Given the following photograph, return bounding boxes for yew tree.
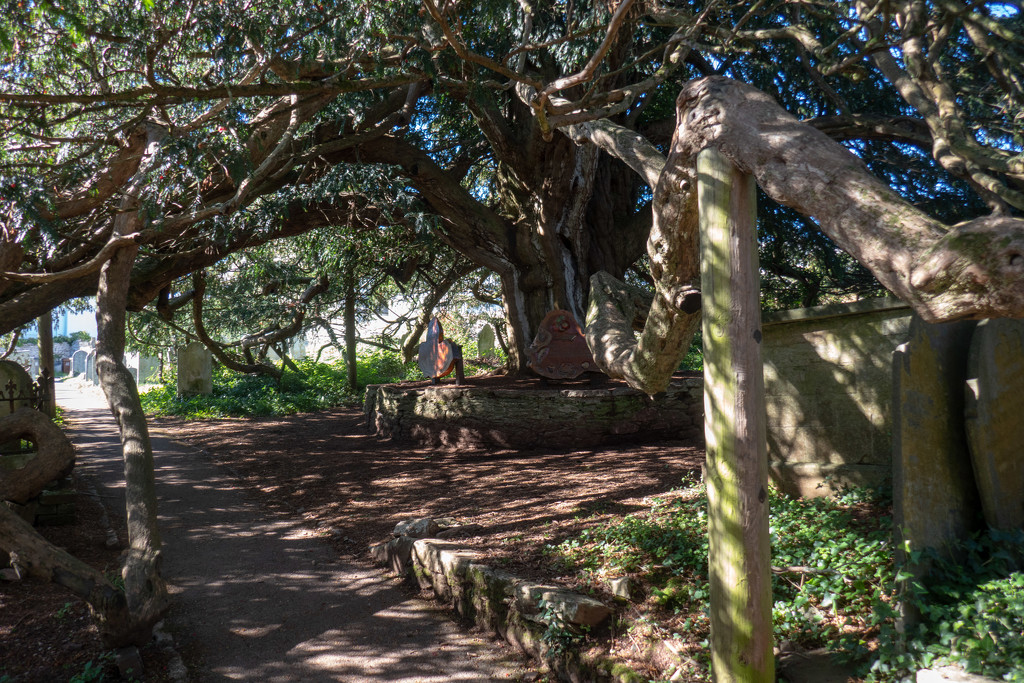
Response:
[2,0,1024,659]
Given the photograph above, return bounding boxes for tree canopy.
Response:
[2,0,1021,366]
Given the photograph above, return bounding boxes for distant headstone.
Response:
[71,349,88,375]
[526,309,595,380]
[965,318,1024,531]
[138,356,160,384]
[177,342,213,396]
[85,351,97,384]
[417,318,464,384]
[477,324,496,358]
[290,336,306,361]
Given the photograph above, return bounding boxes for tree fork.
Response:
[698,147,773,682]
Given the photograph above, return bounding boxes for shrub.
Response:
[140,359,357,419]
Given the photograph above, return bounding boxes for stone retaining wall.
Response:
[366,299,909,494]
[364,377,704,450]
[762,298,911,496]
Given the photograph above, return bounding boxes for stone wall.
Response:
[761,298,911,496]
[365,377,704,450]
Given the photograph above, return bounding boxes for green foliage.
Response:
[53,331,91,344]
[69,654,113,683]
[355,349,417,386]
[140,359,357,419]
[871,529,1024,681]
[552,483,1024,680]
[54,601,74,622]
[549,483,895,679]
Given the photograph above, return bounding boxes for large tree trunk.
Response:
[343,264,358,389]
[94,123,170,645]
[492,135,650,373]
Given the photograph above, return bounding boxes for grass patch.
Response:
[140,359,358,419]
[140,349,497,419]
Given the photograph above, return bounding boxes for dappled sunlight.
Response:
[58,384,531,681]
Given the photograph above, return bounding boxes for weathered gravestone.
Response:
[71,349,88,375]
[893,318,983,627]
[177,341,213,396]
[477,324,496,358]
[85,351,97,384]
[893,318,981,562]
[965,318,1024,531]
[417,318,464,384]
[525,309,596,380]
[137,355,160,384]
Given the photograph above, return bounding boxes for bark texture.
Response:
[94,123,170,645]
[586,76,1024,394]
[0,502,133,644]
[675,77,1024,322]
[0,411,132,644]
[36,312,55,417]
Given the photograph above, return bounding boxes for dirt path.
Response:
[58,383,534,682]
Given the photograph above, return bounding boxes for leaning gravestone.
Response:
[477,324,496,358]
[965,318,1024,531]
[0,360,35,454]
[177,341,213,396]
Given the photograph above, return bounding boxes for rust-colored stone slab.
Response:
[418,318,456,379]
[526,309,596,379]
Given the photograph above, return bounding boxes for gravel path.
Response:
[58,383,533,682]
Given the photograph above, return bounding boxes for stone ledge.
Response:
[370,532,646,682]
[364,377,703,450]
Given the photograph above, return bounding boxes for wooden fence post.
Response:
[698,147,773,682]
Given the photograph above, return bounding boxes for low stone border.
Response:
[371,520,647,682]
[364,378,703,450]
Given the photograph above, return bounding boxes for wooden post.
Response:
[698,147,773,682]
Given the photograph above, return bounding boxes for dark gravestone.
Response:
[526,310,596,380]
[893,317,981,627]
[893,318,981,560]
[965,318,1024,531]
[417,318,464,384]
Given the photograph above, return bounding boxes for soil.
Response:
[2,375,704,682]
[0,478,175,683]
[148,382,707,679]
[153,410,703,581]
